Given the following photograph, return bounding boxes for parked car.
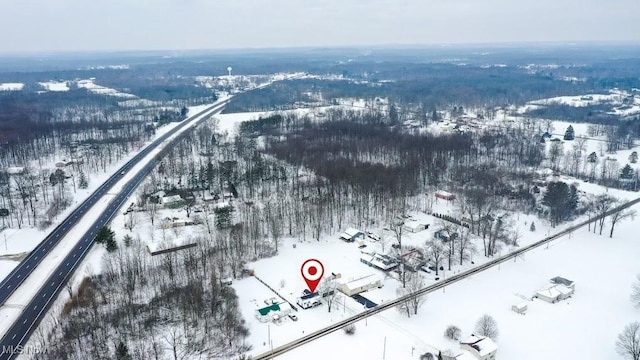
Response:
[420,266,432,274]
[366,232,381,241]
[288,314,298,321]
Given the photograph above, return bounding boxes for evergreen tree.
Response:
[389,104,399,123]
[530,222,536,232]
[563,125,575,140]
[587,151,598,163]
[620,164,635,179]
[123,234,133,247]
[95,226,117,252]
[214,204,235,229]
[630,151,638,164]
[115,341,131,360]
[543,182,578,226]
[78,171,89,189]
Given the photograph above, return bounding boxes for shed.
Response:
[435,190,456,201]
[339,228,364,242]
[255,302,292,323]
[511,302,528,314]
[337,274,382,297]
[403,220,428,233]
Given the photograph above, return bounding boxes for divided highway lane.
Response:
[0,101,229,359]
[253,196,640,360]
[0,99,228,306]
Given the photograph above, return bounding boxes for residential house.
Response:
[360,252,398,271]
[296,292,322,309]
[397,249,427,272]
[460,334,498,360]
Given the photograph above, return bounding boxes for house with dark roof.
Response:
[460,334,498,360]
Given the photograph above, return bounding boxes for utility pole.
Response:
[382,336,387,359]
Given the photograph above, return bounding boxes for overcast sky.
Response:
[1,0,639,53]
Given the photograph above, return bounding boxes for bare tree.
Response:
[396,272,426,317]
[146,201,159,226]
[632,274,640,309]
[318,276,338,313]
[456,226,474,266]
[425,239,445,276]
[616,322,640,360]
[125,211,138,232]
[609,206,637,238]
[444,325,462,340]
[475,314,499,340]
[594,194,616,235]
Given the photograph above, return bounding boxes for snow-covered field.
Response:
[525,89,640,118]
[77,78,137,98]
[0,83,24,91]
[38,81,69,92]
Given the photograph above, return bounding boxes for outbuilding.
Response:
[337,274,383,297]
[511,302,528,315]
[435,190,456,201]
[339,228,365,242]
[255,302,292,323]
[403,220,428,233]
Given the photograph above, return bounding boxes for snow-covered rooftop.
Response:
[461,334,497,357]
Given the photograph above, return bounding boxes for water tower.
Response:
[227,66,232,76]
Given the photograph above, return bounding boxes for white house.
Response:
[337,274,383,297]
[535,285,562,303]
[535,284,574,303]
[296,292,322,309]
[460,334,498,360]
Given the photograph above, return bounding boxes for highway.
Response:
[252,196,640,360]
[0,98,231,359]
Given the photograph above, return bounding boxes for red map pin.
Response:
[301,259,324,293]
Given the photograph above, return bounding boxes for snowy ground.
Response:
[77,78,137,98]
[0,83,24,91]
[38,81,69,92]
[236,200,640,360]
